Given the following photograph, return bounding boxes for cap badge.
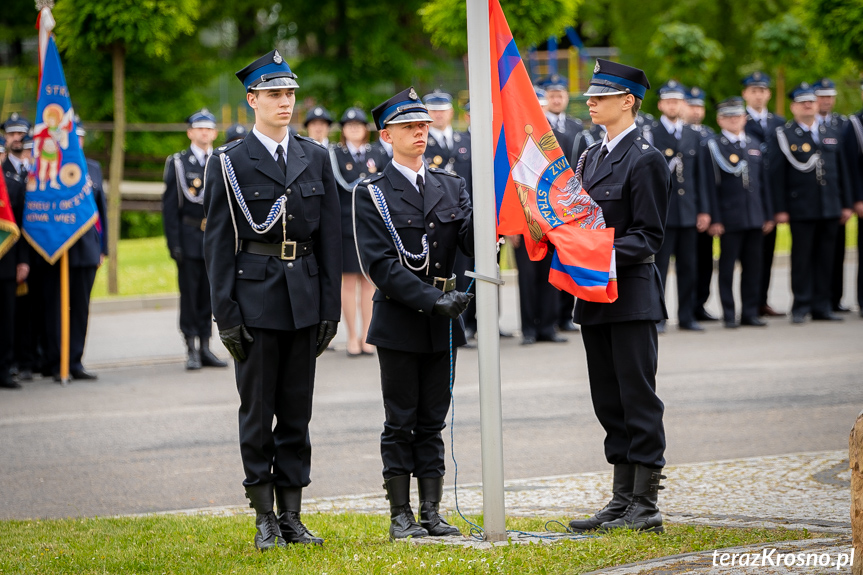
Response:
[801,82,809,89]
[594,61,601,74]
[201,108,209,115]
[315,107,322,114]
[669,80,677,87]
[348,110,356,119]
[754,72,762,80]
[273,50,283,64]
[409,88,418,100]
[11,113,18,120]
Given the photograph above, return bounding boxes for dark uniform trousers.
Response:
[746,114,786,309]
[1,159,27,378]
[843,113,863,308]
[652,124,705,326]
[514,240,558,339]
[767,121,851,317]
[575,128,670,469]
[354,162,473,480]
[41,158,109,373]
[163,148,214,340]
[700,134,772,323]
[203,132,342,488]
[693,125,717,312]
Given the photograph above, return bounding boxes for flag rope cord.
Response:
[446,276,595,542]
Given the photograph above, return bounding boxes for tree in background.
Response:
[54,0,198,294]
[801,0,863,71]
[419,0,582,56]
[648,22,724,88]
[752,14,808,115]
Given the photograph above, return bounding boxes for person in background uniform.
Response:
[354,87,473,540]
[842,80,863,317]
[568,59,670,534]
[701,97,773,328]
[541,73,583,333]
[423,90,465,175]
[4,114,41,384]
[684,87,720,322]
[651,80,710,333]
[329,107,387,356]
[224,123,248,145]
[303,106,332,148]
[1,116,29,389]
[742,72,786,317]
[813,79,851,313]
[204,50,340,549]
[37,119,109,381]
[768,83,853,324]
[162,109,227,371]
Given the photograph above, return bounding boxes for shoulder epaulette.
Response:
[429,167,460,178]
[294,134,317,145]
[357,172,386,186]
[215,139,243,154]
[632,136,654,153]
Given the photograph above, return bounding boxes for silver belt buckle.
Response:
[280,241,297,260]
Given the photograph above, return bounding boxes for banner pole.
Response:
[60,251,70,386]
[466,0,507,542]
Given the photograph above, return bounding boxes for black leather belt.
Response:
[183,216,206,231]
[422,274,456,292]
[641,255,655,264]
[240,239,313,261]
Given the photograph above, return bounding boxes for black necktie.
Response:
[275,144,286,174]
[587,145,608,181]
[416,173,425,195]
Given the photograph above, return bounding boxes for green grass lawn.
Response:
[0,513,817,575]
[92,237,177,299]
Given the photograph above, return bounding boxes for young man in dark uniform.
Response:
[568,59,670,534]
[162,109,227,370]
[742,72,786,317]
[203,50,341,550]
[700,97,773,328]
[767,83,853,324]
[842,80,863,317]
[353,87,473,540]
[650,80,710,333]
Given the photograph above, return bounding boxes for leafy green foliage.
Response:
[648,22,724,87]
[53,0,199,59]
[753,14,807,67]
[801,0,863,68]
[419,0,583,56]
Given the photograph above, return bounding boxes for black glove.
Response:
[170,247,183,264]
[219,324,254,362]
[433,291,474,319]
[315,320,338,357]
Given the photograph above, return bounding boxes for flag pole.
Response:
[466,0,507,542]
[60,251,70,385]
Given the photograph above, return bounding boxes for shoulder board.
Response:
[428,167,460,178]
[586,141,602,151]
[215,139,243,154]
[840,114,848,121]
[356,172,386,187]
[294,134,317,145]
[632,136,654,153]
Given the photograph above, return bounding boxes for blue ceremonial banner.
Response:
[23,35,97,264]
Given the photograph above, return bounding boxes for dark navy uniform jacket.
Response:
[699,133,772,232]
[162,148,208,260]
[650,122,707,228]
[745,112,785,145]
[353,162,473,353]
[767,121,852,221]
[424,130,469,174]
[842,111,863,204]
[574,128,671,326]
[203,132,341,332]
[331,142,389,237]
[67,159,108,268]
[0,158,28,279]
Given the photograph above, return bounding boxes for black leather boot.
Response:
[199,338,228,368]
[185,336,201,370]
[384,475,428,540]
[599,465,665,533]
[245,484,286,550]
[418,477,460,536]
[275,486,323,545]
[569,463,634,532]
